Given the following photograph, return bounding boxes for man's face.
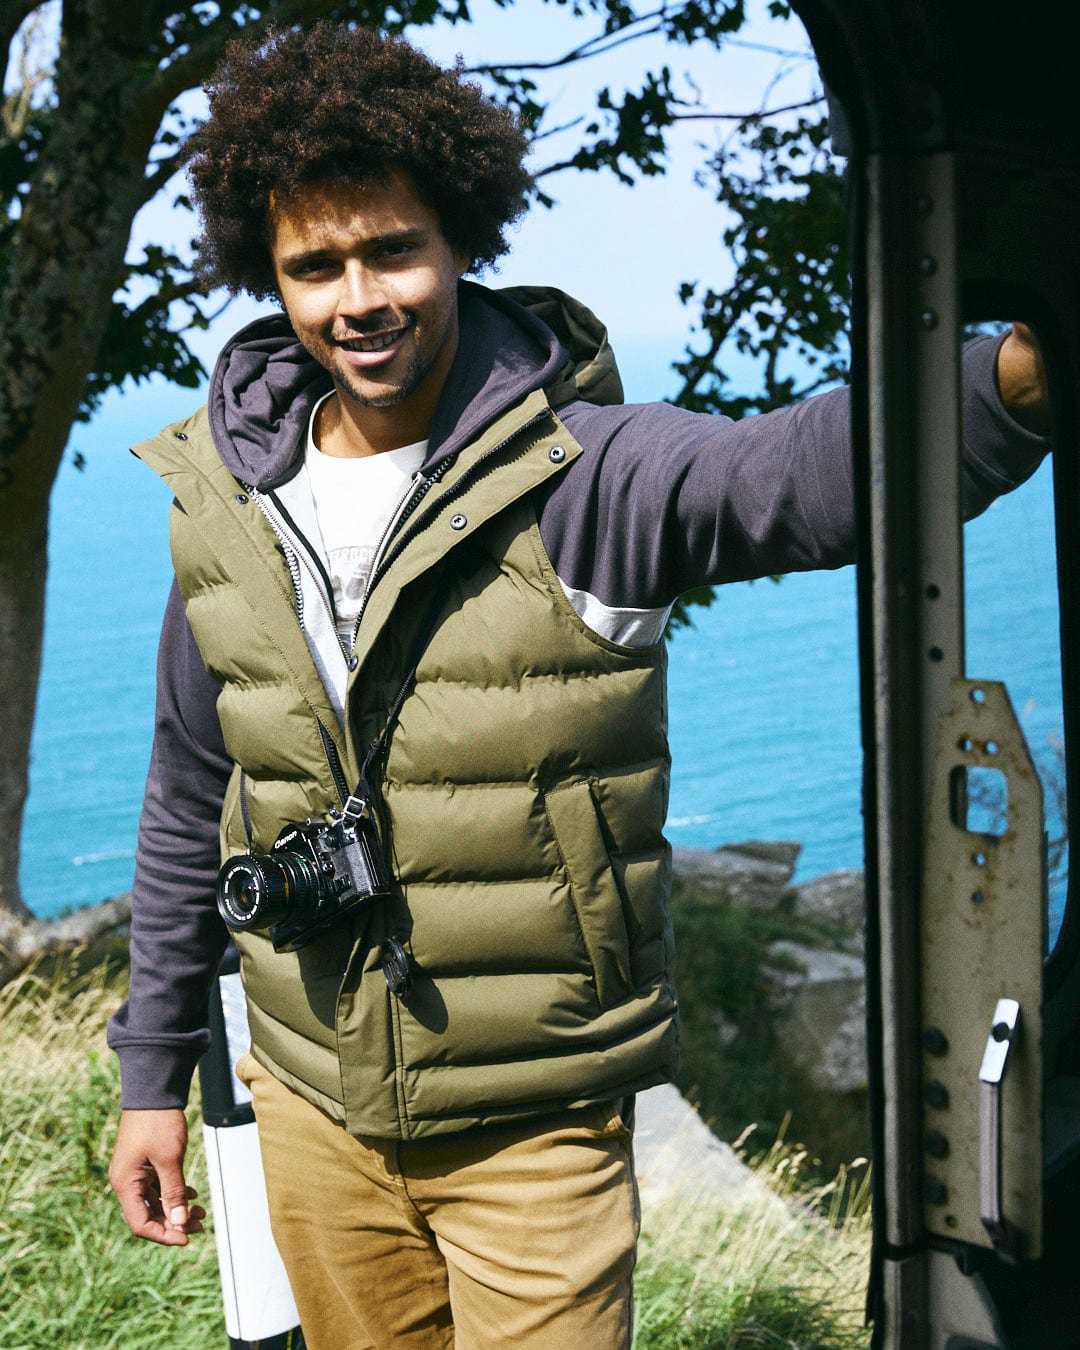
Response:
[271,171,467,444]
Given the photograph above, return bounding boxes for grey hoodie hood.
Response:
[207,280,624,489]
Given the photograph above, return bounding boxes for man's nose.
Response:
[337,262,387,320]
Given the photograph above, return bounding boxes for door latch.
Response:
[978,997,1023,1260]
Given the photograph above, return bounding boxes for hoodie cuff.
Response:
[962,332,1050,492]
[110,1038,207,1112]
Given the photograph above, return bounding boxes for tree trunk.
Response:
[0,530,46,920]
[0,1,316,921]
[0,22,165,918]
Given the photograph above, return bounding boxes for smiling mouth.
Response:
[337,323,410,354]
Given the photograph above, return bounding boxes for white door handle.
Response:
[978,997,1023,1260]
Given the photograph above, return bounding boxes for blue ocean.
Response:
[24,369,1063,935]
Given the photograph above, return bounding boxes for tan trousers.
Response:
[237,1054,639,1350]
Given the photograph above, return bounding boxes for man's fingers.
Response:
[112,1170,190,1245]
[184,1203,207,1235]
[109,1108,199,1246]
[146,1159,197,1241]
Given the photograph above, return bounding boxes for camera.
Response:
[216,808,392,952]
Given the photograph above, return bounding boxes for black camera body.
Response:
[216,809,392,953]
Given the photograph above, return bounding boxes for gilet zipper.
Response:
[244,484,353,800]
[349,465,439,650]
[246,484,349,658]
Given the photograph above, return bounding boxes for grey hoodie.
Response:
[107,281,1045,1109]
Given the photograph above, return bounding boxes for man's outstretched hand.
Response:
[109,1108,206,1246]
[997,322,1050,434]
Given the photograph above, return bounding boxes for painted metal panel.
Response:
[919,679,1044,1257]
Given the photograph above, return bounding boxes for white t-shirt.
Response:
[304,394,426,647]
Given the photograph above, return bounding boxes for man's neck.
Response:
[315,363,450,459]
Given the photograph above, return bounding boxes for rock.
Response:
[671,842,799,911]
[764,940,867,1094]
[669,844,871,1145]
[724,841,802,874]
[788,869,865,948]
[633,1083,789,1217]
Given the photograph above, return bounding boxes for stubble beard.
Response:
[334,341,426,410]
[327,307,447,412]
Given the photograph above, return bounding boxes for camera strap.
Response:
[341,576,453,828]
[234,579,452,851]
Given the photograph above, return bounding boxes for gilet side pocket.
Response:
[544,779,632,1008]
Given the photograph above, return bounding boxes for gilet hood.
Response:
[207,280,624,490]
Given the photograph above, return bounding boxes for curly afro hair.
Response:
[186,23,533,299]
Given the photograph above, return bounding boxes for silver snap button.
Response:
[234,493,248,505]
[450,514,467,530]
[175,431,188,441]
[347,654,359,671]
[549,445,566,463]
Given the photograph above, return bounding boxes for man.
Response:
[107,21,1048,1349]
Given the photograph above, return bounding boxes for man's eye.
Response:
[292,259,334,278]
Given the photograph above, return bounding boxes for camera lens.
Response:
[222,867,264,919]
[215,849,321,930]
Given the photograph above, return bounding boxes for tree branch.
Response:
[0,0,40,77]
[0,890,131,986]
[533,92,824,179]
[670,95,823,123]
[134,2,356,164]
[466,5,669,77]
[138,0,390,127]
[724,35,813,59]
[1,0,52,142]
[138,143,188,207]
[532,113,587,143]
[466,2,797,83]
[127,272,205,316]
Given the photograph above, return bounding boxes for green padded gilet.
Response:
[137,387,679,1139]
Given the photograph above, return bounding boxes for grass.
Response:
[0,950,872,1349]
[0,958,224,1349]
[633,1135,872,1349]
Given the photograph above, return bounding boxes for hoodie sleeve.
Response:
[540,332,1048,631]
[106,580,233,1109]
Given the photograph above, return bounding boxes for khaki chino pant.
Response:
[237,1054,639,1349]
